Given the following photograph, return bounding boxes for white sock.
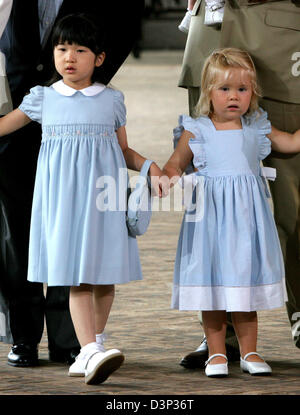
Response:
[96,332,107,351]
[96,332,106,344]
[80,341,99,357]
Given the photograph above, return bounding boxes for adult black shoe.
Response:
[179,337,240,369]
[7,344,39,367]
[49,347,80,365]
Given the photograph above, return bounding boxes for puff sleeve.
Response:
[248,109,272,160]
[18,86,44,124]
[113,89,126,130]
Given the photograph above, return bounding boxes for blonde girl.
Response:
[163,48,300,377]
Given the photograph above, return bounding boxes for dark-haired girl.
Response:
[0,13,162,384]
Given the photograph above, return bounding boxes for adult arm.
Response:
[268,126,300,153]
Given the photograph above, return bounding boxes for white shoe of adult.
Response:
[204,1,225,26]
[178,11,192,33]
[240,352,272,376]
[85,349,124,385]
[205,353,228,377]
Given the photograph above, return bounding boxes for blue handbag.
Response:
[127,159,153,237]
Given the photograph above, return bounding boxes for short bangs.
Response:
[52,14,105,55]
[194,48,261,118]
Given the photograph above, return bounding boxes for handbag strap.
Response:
[139,159,153,179]
[127,160,153,218]
[135,159,153,194]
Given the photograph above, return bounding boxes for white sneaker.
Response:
[68,333,108,377]
[204,1,224,26]
[85,349,124,385]
[68,343,104,377]
[178,11,192,33]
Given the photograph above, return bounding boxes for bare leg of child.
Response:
[69,284,96,346]
[93,284,115,335]
[202,310,227,363]
[231,311,264,362]
[69,284,123,383]
[69,284,115,346]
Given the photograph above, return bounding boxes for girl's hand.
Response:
[149,163,174,198]
[159,174,173,198]
[148,162,165,198]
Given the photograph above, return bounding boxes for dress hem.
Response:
[171,279,287,312]
[27,275,143,286]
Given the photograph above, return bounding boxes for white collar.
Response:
[51,80,106,96]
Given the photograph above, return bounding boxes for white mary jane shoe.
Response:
[205,353,228,378]
[85,349,124,385]
[240,352,272,376]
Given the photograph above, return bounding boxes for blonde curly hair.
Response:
[194,48,261,118]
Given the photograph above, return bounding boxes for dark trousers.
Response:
[7,283,78,350]
[0,123,79,349]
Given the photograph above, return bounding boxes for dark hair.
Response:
[49,13,106,84]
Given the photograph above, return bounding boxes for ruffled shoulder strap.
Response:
[245,108,272,161]
[182,114,205,137]
[173,114,207,174]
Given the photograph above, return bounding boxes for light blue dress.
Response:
[172,111,287,312]
[19,82,142,286]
